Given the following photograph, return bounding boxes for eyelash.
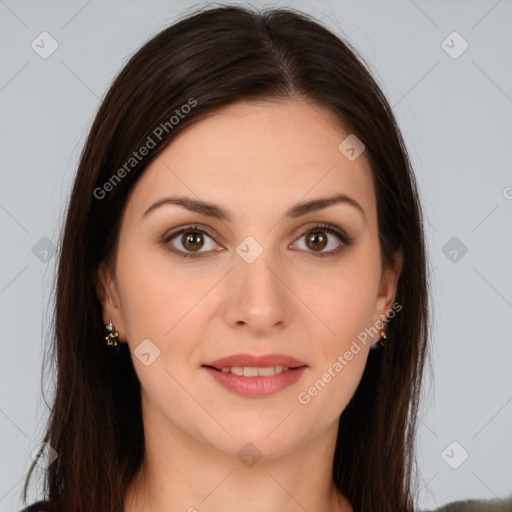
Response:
[161,223,352,259]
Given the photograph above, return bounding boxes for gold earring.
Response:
[378,318,388,347]
[105,319,119,347]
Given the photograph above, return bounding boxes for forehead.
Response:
[125,98,376,224]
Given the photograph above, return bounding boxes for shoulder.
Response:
[18,501,53,512]
[426,496,512,511]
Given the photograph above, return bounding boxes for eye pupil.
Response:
[183,231,203,251]
[168,225,344,258]
[306,231,327,251]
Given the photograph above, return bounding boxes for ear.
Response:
[95,260,127,342]
[372,247,403,338]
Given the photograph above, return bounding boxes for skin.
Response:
[96,97,403,512]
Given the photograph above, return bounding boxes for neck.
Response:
[123,400,352,512]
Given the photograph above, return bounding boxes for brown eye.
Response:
[164,225,219,258]
[181,231,204,252]
[305,231,328,252]
[292,223,352,257]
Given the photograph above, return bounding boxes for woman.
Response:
[19,4,431,511]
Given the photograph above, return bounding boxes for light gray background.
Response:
[1,0,511,510]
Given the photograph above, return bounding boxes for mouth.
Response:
[201,354,308,398]
[202,353,307,371]
[202,364,305,377]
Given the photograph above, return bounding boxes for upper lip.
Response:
[203,353,307,369]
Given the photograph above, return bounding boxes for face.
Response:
[97,98,402,461]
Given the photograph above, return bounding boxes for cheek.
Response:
[291,256,380,414]
[295,259,381,345]
[297,325,371,419]
[115,248,205,396]
[328,349,369,415]
[116,240,213,341]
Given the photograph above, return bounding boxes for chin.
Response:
[199,423,304,463]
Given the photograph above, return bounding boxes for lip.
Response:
[202,366,307,398]
[203,353,307,369]
[201,353,308,398]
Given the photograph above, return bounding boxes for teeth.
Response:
[219,365,290,376]
[243,367,259,377]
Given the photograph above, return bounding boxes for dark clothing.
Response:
[19,502,52,512]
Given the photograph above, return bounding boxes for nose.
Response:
[221,248,290,336]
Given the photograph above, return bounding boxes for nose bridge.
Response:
[223,236,289,332]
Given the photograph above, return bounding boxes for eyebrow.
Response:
[141,193,365,222]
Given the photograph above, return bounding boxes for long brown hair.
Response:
[22,4,430,511]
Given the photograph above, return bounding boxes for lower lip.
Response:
[202,366,307,398]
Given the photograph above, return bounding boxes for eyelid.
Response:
[291,222,352,256]
[161,222,352,258]
[161,223,219,259]
[293,221,350,241]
